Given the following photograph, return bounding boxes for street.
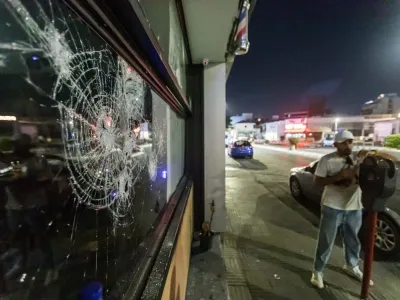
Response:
[223,146,400,300]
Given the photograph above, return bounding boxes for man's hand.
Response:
[337,168,355,181]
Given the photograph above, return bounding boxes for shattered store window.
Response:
[0,0,168,298]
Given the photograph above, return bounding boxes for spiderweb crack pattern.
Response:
[2,0,166,227]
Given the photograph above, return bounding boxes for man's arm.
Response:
[313,156,341,186]
[314,157,353,186]
[314,174,342,186]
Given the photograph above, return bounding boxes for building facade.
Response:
[362,93,400,115]
[230,121,260,139]
[261,115,397,143]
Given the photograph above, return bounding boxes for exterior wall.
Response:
[203,63,226,233]
[374,121,394,142]
[262,120,285,141]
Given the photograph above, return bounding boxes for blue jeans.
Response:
[314,205,362,272]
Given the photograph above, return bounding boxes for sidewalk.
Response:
[223,158,400,300]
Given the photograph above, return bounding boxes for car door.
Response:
[307,162,324,203]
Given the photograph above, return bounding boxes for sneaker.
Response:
[343,265,374,286]
[311,271,324,289]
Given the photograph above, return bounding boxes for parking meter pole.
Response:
[360,212,378,300]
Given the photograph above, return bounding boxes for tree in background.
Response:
[384,134,400,149]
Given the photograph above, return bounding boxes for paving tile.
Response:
[228,286,252,300]
[226,272,247,286]
[224,257,244,274]
[222,237,238,249]
[244,270,272,289]
[222,246,241,258]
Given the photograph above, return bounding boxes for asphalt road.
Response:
[225,145,400,298]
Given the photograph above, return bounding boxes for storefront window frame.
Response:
[63,1,192,298]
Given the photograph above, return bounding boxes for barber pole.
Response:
[235,0,251,55]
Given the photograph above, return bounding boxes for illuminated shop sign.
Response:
[284,123,306,133]
[0,116,16,121]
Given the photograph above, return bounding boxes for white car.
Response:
[322,133,335,147]
[322,139,334,147]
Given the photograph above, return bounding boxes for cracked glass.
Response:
[0,0,174,298]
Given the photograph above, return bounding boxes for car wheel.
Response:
[249,156,253,159]
[290,177,304,201]
[373,214,400,259]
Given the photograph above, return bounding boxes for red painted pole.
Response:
[360,212,378,300]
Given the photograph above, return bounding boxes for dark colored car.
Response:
[228,140,253,159]
[289,160,400,260]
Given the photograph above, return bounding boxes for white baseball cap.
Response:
[334,130,354,143]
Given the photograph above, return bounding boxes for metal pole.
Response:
[360,212,378,299]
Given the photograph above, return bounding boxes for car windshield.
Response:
[325,134,334,141]
[235,141,251,147]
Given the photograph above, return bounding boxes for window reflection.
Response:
[0,0,167,298]
[139,0,188,98]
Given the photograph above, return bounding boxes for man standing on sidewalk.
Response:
[311,130,373,289]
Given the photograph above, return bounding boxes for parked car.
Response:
[236,136,248,141]
[289,160,400,259]
[322,133,335,147]
[228,140,253,159]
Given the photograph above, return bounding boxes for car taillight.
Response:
[231,145,236,149]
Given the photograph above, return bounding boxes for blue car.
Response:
[228,140,253,159]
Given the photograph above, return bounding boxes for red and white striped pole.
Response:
[235,0,251,55]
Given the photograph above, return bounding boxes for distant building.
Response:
[362,93,400,115]
[230,120,260,140]
[230,113,253,125]
[284,111,308,119]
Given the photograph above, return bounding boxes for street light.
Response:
[334,117,340,132]
[257,118,261,122]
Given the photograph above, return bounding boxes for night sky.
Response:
[227,0,400,117]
